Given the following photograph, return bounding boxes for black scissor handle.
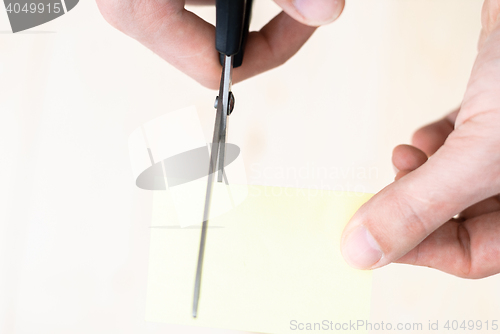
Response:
[215,0,253,68]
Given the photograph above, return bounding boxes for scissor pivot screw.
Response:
[213,92,235,116]
[228,92,235,115]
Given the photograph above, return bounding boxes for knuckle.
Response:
[455,223,473,278]
[96,1,179,36]
[397,192,432,238]
[361,190,431,258]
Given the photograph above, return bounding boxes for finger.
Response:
[185,0,214,5]
[460,195,500,220]
[340,111,500,270]
[273,0,345,27]
[233,12,316,83]
[401,115,500,219]
[96,0,221,88]
[394,170,411,181]
[392,144,427,173]
[411,110,458,156]
[97,1,323,88]
[185,0,346,25]
[396,211,500,279]
[186,0,346,26]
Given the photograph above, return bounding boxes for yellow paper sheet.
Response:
[145,183,373,334]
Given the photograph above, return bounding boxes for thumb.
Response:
[273,0,345,26]
[340,111,500,269]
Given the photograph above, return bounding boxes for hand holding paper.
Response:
[341,2,500,279]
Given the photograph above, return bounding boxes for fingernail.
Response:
[342,225,383,269]
[294,0,342,25]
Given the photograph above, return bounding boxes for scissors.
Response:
[192,0,253,318]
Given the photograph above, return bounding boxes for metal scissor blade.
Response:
[217,59,233,183]
[192,55,234,318]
